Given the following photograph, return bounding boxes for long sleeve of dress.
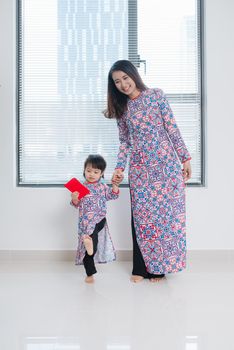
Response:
[115,115,131,170]
[104,184,119,201]
[157,89,191,164]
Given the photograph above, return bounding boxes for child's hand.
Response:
[112,183,119,194]
[71,191,80,204]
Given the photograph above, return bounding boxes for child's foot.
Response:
[83,235,93,255]
[85,275,94,283]
[130,275,144,283]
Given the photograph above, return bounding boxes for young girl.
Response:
[71,154,119,283]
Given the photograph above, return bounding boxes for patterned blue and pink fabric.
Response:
[116,88,191,274]
[72,181,118,265]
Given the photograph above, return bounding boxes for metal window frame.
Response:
[17,0,205,187]
[128,0,205,187]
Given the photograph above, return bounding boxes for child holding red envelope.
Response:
[69,154,119,283]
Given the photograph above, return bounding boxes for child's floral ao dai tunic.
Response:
[72,181,119,265]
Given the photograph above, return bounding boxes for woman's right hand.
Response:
[112,169,124,186]
[71,191,80,204]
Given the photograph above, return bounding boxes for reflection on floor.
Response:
[0,255,234,350]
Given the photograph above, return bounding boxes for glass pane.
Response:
[19,0,128,184]
[137,0,199,94]
[18,0,202,185]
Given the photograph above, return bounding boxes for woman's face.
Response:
[112,70,140,99]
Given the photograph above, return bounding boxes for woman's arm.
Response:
[115,115,131,171]
[111,115,131,185]
[157,89,191,164]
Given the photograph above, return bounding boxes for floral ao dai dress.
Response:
[116,88,191,274]
[73,181,118,265]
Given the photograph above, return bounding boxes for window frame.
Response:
[16,0,205,187]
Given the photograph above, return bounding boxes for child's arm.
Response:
[70,191,80,208]
[112,183,119,194]
[104,184,119,201]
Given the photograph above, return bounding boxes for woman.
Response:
[105,60,191,282]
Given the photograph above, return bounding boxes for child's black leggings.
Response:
[83,217,106,276]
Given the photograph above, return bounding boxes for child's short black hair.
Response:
[83,154,107,178]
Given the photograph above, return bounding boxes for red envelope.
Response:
[64,178,90,199]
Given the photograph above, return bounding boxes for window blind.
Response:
[18,0,203,185]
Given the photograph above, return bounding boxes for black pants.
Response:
[131,215,165,279]
[83,218,106,277]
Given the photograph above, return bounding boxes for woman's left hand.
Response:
[182,160,192,182]
[112,169,124,186]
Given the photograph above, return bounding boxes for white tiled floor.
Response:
[0,256,234,350]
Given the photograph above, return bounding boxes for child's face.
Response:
[84,164,103,183]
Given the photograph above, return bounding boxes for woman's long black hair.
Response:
[104,60,147,119]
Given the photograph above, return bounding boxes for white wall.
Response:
[0,0,234,252]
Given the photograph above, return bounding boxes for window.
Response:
[17,0,204,186]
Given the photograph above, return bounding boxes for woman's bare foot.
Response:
[149,276,165,283]
[85,275,94,283]
[83,235,93,255]
[130,275,144,283]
